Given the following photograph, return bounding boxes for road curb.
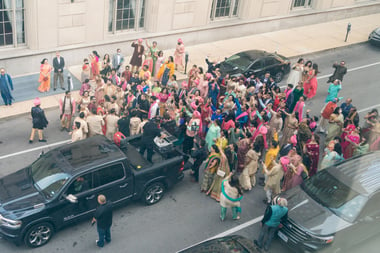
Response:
[288,41,369,60]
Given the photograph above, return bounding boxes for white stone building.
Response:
[0,0,379,75]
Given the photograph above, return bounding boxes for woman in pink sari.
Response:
[293,96,305,122]
[90,51,100,79]
[38,58,52,93]
[343,127,361,159]
[142,50,154,73]
[174,38,185,70]
[303,63,319,100]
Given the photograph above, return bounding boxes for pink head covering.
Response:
[345,124,356,133]
[259,126,268,135]
[137,85,143,91]
[181,81,188,89]
[33,97,41,106]
[280,156,290,172]
[178,38,183,44]
[194,79,200,85]
[138,38,143,43]
[205,73,212,80]
[193,110,201,118]
[290,135,297,146]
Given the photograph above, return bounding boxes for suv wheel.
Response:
[143,182,165,205]
[24,222,54,248]
[275,71,284,82]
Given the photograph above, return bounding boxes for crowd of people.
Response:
[21,38,380,250]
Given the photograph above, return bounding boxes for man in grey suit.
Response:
[112,48,124,76]
[53,51,65,91]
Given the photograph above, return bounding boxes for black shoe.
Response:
[61,87,65,90]
[263,199,270,205]
[39,139,47,142]
[65,128,70,132]
[29,140,33,144]
[254,240,262,249]
[54,88,56,91]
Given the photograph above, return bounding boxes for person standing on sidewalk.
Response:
[327,61,347,83]
[53,51,65,91]
[112,48,124,76]
[59,91,76,132]
[38,58,52,93]
[92,195,113,248]
[29,97,48,143]
[254,198,288,252]
[0,68,14,106]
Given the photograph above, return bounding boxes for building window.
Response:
[0,0,25,47]
[108,0,145,33]
[210,0,240,20]
[291,0,312,9]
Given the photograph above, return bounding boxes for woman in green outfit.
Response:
[290,81,304,112]
[146,40,159,77]
[220,172,243,221]
[208,147,230,201]
[201,144,221,192]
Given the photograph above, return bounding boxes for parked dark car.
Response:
[277,151,380,253]
[178,235,259,253]
[368,27,380,46]
[219,50,290,82]
[0,135,185,248]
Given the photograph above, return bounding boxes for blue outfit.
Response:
[256,205,288,251]
[0,73,14,105]
[208,81,219,107]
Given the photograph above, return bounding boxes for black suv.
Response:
[219,50,290,82]
[0,135,184,247]
[278,151,380,252]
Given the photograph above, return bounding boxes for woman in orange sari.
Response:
[90,51,100,79]
[38,58,52,93]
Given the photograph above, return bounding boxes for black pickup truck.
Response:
[0,135,185,248]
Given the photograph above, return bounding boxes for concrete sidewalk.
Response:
[1,13,379,119]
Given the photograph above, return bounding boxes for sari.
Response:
[38,64,52,92]
[200,152,221,192]
[343,134,360,159]
[208,152,230,201]
[91,56,100,78]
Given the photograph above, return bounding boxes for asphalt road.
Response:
[0,43,380,253]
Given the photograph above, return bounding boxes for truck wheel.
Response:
[24,222,54,248]
[143,182,165,205]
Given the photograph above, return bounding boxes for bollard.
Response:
[345,23,351,42]
[67,73,73,91]
[184,52,189,74]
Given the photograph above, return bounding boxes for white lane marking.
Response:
[280,61,380,88]
[177,215,263,252]
[0,140,71,160]
[290,199,308,211]
[358,104,380,113]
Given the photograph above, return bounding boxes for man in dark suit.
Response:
[53,51,65,91]
[139,118,166,162]
[112,48,124,76]
[92,195,113,248]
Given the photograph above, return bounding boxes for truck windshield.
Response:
[302,170,366,223]
[31,153,70,199]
